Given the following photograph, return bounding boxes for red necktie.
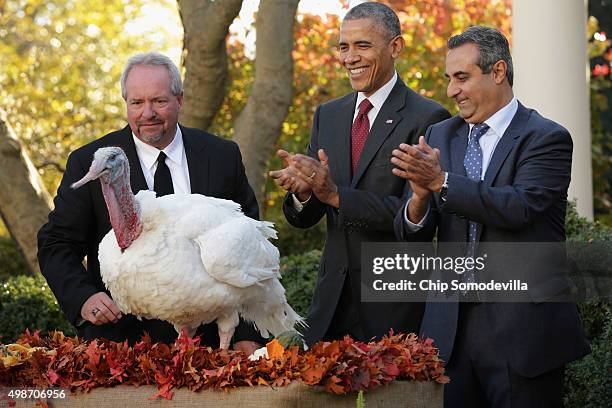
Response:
[351,98,374,174]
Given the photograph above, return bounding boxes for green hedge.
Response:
[564,301,612,408]
[280,249,320,319]
[566,201,612,242]
[0,236,27,281]
[567,202,611,408]
[0,274,76,343]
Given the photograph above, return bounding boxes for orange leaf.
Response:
[324,376,346,394]
[266,339,285,360]
[301,365,326,384]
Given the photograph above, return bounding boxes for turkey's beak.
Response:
[71,160,110,189]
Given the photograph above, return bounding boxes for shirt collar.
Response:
[132,124,184,171]
[355,71,398,113]
[468,97,518,137]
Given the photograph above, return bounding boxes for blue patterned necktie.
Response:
[463,123,489,288]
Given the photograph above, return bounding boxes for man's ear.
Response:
[492,60,508,84]
[390,35,405,59]
[177,91,184,110]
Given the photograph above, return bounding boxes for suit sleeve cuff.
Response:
[403,199,430,231]
[290,193,311,212]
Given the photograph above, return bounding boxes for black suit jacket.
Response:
[395,102,590,377]
[38,124,264,346]
[283,78,450,345]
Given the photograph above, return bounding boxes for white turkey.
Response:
[71,146,303,349]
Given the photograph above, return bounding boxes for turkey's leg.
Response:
[218,328,235,350]
[175,325,198,338]
[217,312,239,350]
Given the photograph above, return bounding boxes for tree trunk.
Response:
[178,0,243,130]
[233,0,299,211]
[0,110,52,275]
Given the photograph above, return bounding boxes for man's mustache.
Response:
[137,119,163,127]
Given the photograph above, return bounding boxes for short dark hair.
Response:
[448,26,514,87]
[344,2,401,41]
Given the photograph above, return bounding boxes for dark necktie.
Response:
[463,123,489,288]
[351,98,374,174]
[154,151,174,197]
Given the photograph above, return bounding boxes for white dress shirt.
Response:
[292,72,399,211]
[132,125,191,194]
[353,71,398,130]
[404,97,519,228]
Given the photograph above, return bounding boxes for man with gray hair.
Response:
[392,26,589,407]
[270,2,449,345]
[38,52,264,353]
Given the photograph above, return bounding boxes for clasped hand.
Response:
[391,136,445,198]
[269,148,340,208]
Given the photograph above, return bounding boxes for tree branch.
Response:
[0,110,52,275]
[178,0,243,130]
[233,0,300,211]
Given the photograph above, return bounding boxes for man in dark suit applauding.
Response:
[38,52,263,353]
[392,26,589,407]
[269,2,450,346]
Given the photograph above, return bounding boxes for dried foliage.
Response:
[0,330,447,400]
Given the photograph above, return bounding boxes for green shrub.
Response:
[0,235,28,280]
[0,274,75,343]
[565,301,612,408]
[280,249,320,319]
[577,300,611,342]
[564,202,610,408]
[566,201,612,242]
[275,220,325,258]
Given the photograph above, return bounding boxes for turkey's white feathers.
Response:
[194,217,280,288]
[98,189,303,339]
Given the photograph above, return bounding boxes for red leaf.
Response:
[47,369,60,384]
[383,363,400,376]
[150,382,174,400]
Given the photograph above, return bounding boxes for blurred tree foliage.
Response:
[8,0,608,259]
[212,0,512,254]
[587,14,612,224]
[0,0,155,193]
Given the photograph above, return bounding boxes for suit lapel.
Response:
[447,122,469,240]
[114,126,148,194]
[351,80,406,187]
[181,125,209,195]
[451,122,469,176]
[328,95,355,188]
[483,102,528,186]
[476,103,527,241]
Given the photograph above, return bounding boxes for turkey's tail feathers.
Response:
[257,221,278,240]
[242,280,306,339]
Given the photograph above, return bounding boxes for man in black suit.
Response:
[38,52,263,353]
[392,26,589,407]
[269,2,450,346]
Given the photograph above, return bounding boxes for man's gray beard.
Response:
[139,129,165,145]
